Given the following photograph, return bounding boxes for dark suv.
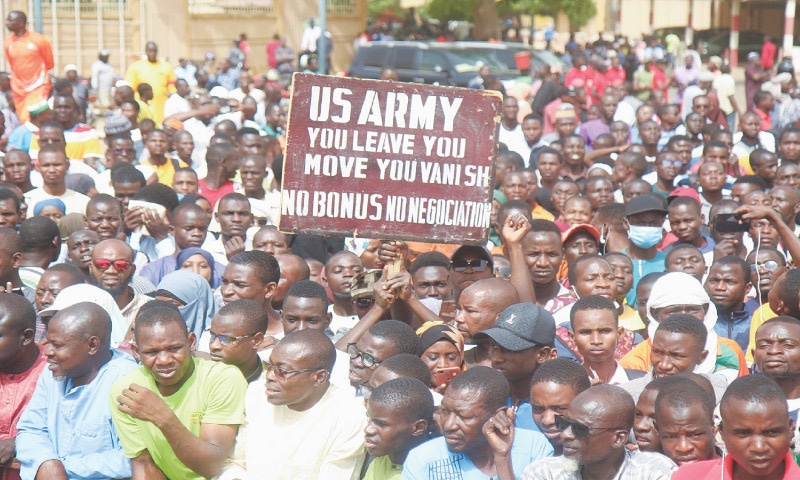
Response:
[347,41,513,87]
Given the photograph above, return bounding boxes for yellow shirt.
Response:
[532,203,555,220]
[144,157,187,186]
[124,59,176,125]
[745,302,778,364]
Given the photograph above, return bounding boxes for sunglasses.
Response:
[451,259,489,272]
[347,343,382,368]
[92,258,132,272]
[494,267,511,278]
[354,297,374,310]
[659,159,683,168]
[750,260,780,273]
[554,415,621,439]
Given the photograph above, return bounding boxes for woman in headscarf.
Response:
[619,271,748,381]
[33,198,66,223]
[415,321,465,390]
[155,270,217,340]
[175,247,215,288]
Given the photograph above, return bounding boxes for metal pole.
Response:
[318,0,326,74]
[730,0,740,67]
[119,0,124,74]
[97,0,103,52]
[31,0,41,33]
[75,0,82,73]
[51,0,58,73]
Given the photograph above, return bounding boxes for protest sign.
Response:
[279,73,502,245]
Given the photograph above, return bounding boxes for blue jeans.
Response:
[727,111,736,131]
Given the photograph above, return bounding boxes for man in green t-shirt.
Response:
[110,301,247,479]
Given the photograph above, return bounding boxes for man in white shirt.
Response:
[234,329,366,479]
[24,144,88,218]
[163,79,192,119]
[498,96,530,160]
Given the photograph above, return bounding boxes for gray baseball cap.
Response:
[473,302,556,350]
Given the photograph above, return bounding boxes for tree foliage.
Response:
[420,0,597,30]
[367,0,404,18]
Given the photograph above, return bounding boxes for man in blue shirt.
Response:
[15,302,136,479]
[706,256,752,352]
[472,302,557,432]
[402,367,553,479]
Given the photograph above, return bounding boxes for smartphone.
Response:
[714,213,750,233]
[434,367,461,388]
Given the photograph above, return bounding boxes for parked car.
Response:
[696,29,767,62]
[347,41,513,87]
[447,41,569,75]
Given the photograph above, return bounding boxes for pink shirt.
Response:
[0,346,46,441]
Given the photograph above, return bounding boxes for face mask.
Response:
[628,225,663,249]
[176,193,185,201]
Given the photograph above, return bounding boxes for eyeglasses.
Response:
[91,258,132,272]
[451,259,489,272]
[114,148,134,155]
[494,267,511,278]
[347,343,382,368]
[659,159,683,168]
[751,260,780,273]
[264,361,323,380]
[554,415,621,439]
[208,332,258,346]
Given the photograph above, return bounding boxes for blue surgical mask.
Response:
[176,193,185,201]
[628,225,663,249]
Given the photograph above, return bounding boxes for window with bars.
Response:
[327,0,356,15]
[187,0,274,15]
[41,0,129,16]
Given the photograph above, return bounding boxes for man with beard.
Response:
[404,366,553,479]
[753,316,800,422]
[519,385,675,479]
[15,302,136,479]
[90,239,150,334]
[34,263,84,339]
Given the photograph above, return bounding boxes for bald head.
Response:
[49,302,112,348]
[456,278,520,337]
[93,238,134,259]
[278,328,336,373]
[571,384,635,431]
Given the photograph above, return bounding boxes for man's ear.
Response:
[411,419,428,437]
[698,349,709,365]
[612,429,628,448]
[188,332,197,351]
[312,368,329,386]
[251,332,264,351]
[11,251,21,269]
[87,335,101,355]
[263,281,278,300]
[622,218,630,230]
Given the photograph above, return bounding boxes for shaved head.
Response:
[49,302,112,348]
[278,328,336,372]
[463,278,520,311]
[572,384,635,430]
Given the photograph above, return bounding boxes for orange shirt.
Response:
[619,336,749,378]
[4,30,54,96]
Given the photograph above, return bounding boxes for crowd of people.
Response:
[2,6,800,480]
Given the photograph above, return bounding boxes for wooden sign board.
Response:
[279,73,501,245]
